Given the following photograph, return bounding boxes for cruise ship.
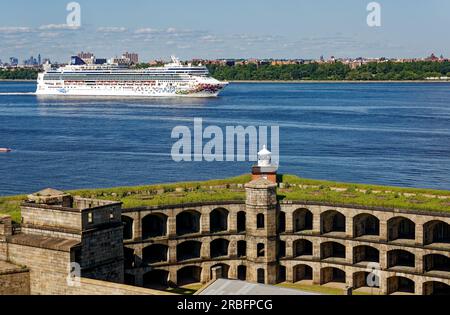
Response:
[36,56,228,97]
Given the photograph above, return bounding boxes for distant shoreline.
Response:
[1,79,450,84]
[230,80,450,83]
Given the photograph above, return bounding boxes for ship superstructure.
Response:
[36,56,228,97]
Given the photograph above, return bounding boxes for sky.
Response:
[0,0,449,63]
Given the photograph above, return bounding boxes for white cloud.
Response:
[97,26,127,33]
[0,27,32,33]
[39,24,80,30]
[134,28,159,34]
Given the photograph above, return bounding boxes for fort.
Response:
[0,148,449,295]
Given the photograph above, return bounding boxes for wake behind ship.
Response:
[36,56,228,97]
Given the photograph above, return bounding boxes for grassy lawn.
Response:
[163,283,203,295]
[1,173,449,223]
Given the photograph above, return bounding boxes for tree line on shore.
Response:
[207,61,450,81]
[1,61,450,81]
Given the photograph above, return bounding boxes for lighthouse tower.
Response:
[251,145,278,184]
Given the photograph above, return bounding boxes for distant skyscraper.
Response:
[38,54,41,66]
[9,57,18,66]
[122,52,139,64]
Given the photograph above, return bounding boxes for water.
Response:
[0,81,449,195]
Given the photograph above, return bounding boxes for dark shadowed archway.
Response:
[176,210,201,236]
[142,213,167,239]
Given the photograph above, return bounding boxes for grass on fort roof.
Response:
[1,174,450,223]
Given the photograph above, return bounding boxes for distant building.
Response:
[122,52,139,64]
[38,54,41,66]
[9,57,19,66]
[77,52,95,64]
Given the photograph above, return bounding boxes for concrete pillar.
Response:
[169,267,177,286]
[285,211,294,233]
[201,240,209,259]
[379,246,387,269]
[286,264,294,282]
[346,215,353,238]
[415,250,423,273]
[134,212,142,240]
[379,220,388,242]
[313,238,321,260]
[313,212,321,235]
[415,223,424,246]
[286,238,294,258]
[229,239,237,258]
[168,216,177,237]
[168,240,177,263]
[229,263,237,279]
[229,211,237,233]
[345,241,353,264]
[201,210,209,234]
[313,266,321,285]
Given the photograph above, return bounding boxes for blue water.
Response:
[0,81,449,195]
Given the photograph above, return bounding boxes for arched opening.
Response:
[278,240,286,258]
[210,263,230,279]
[423,281,450,295]
[278,265,286,283]
[257,213,265,229]
[353,245,379,264]
[293,264,313,282]
[423,220,450,245]
[237,211,246,232]
[237,265,247,281]
[177,266,202,286]
[123,247,135,269]
[237,240,247,257]
[257,243,265,257]
[320,267,345,284]
[176,210,201,236]
[142,213,167,239]
[210,208,229,233]
[353,271,379,289]
[387,276,415,294]
[143,270,169,289]
[320,241,346,260]
[424,254,450,273]
[121,215,134,240]
[143,244,168,264]
[177,241,201,261]
[210,238,229,258]
[293,208,313,232]
[387,217,415,241]
[278,211,286,233]
[387,249,415,268]
[321,210,345,234]
[353,213,379,237]
[257,268,265,284]
[293,239,313,257]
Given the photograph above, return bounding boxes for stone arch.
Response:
[320,241,346,259]
[353,213,379,237]
[177,266,202,286]
[121,215,134,240]
[387,216,415,241]
[353,245,379,264]
[387,249,415,268]
[278,265,286,283]
[293,239,313,257]
[293,264,313,282]
[210,208,229,233]
[237,240,247,257]
[142,244,168,264]
[143,269,169,289]
[257,268,265,284]
[321,210,345,234]
[423,254,450,273]
[210,238,229,258]
[293,208,313,232]
[423,220,450,245]
[142,213,167,239]
[237,265,247,280]
[176,210,201,236]
[257,213,265,228]
[237,211,246,232]
[353,271,379,289]
[278,211,286,233]
[177,240,202,261]
[387,276,415,294]
[210,263,230,279]
[423,281,450,295]
[320,267,346,284]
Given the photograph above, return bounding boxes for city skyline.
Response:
[0,0,449,62]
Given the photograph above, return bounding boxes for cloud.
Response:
[134,28,159,34]
[97,26,127,33]
[39,24,80,30]
[0,27,32,33]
